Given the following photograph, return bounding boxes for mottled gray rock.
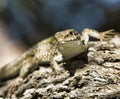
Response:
[1,34,120,99]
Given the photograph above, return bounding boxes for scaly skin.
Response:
[0,29,115,80]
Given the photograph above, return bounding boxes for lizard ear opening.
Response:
[81,40,85,45]
[80,34,89,45]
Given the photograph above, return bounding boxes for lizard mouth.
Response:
[60,37,81,43]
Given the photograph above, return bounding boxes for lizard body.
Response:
[0,28,115,80]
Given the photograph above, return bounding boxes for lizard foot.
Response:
[100,29,116,41]
[7,77,23,97]
[51,60,66,75]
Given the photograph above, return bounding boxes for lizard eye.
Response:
[69,31,73,35]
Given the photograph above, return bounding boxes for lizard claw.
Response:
[100,29,116,41]
[7,77,23,97]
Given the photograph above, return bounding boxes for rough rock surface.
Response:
[0,34,120,99]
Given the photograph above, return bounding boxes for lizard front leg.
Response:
[80,28,115,45]
[51,52,65,74]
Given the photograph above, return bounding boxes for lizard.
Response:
[0,28,115,80]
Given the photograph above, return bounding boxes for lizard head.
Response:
[55,29,87,60]
[55,29,81,43]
